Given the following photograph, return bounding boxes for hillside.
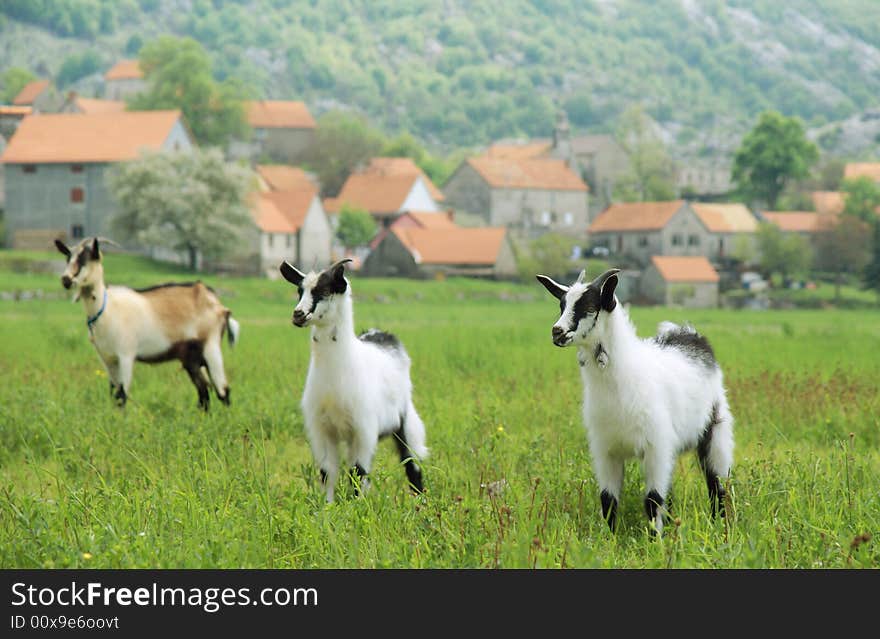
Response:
[2,0,880,156]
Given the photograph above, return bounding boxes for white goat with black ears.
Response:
[537,268,734,534]
[279,258,428,502]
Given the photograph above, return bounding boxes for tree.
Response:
[381,131,458,186]
[335,205,377,251]
[863,220,880,303]
[516,233,576,281]
[129,36,249,147]
[841,177,880,222]
[57,50,102,88]
[107,149,255,271]
[303,111,385,197]
[814,215,872,303]
[2,67,36,103]
[732,111,819,209]
[613,105,676,202]
[755,222,812,280]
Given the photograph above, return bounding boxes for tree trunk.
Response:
[835,270,841,304]
[187,244,198,272]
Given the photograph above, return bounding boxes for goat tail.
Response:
[226,313,240,347]
[403,400,429,460]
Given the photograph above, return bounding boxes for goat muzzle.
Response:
[61,275,72,289]
[552,325,569,347]
[292,309,308,327]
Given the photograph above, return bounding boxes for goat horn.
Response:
[591,268,621,289]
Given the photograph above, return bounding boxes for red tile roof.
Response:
[0,111,184,164]
[761,211,827,233]
[392,227,508,265]
[0,106,32,117]
[74,97,126,114]
[255,164,316,192]
[364,157,445,201]
[12,80,50,106]
[246,100,315,129]
[589,200,685,233]
[467,156,588,191]
[844,162,880,182]
[325,173,420,215]
[811,191,845,216]
[651,256,719,283]
[105,60,143,80]
[483,141,552,160]
[252,188,318,233]
[691,203,757,233]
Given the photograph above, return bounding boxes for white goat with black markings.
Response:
[55,237,239,411]
[537,268,734,534]
[279,258,428,502]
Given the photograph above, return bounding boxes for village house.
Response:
[362,222,517,279]
[760,211,835,241]
[676,159,734,199]
[12,80,60,113]
[811,191,846,216]
[324,157,444,225]
[0,105,32,139]
[442,153,589,237]
[588,200,759,267]
[104,60,146,100]
[369,209,457,250]
[255,164,318,192]
[250,186,333,276]
[843,162,880,183]
[640,255,720,308]
[59,93,126,115]
[0,110,194,248]
[231,100,316,164]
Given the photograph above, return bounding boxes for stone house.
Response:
[442,155,589,237]
[760,211,835,241]
[12,80,60,113]
[104,60,146,100]
[324,157,443,226]
[676,160,734,199]
[250,187,332,276]
[641,255,720,307]
[689,202,759,261]
[0,110,194,248]
[233,100,316,164]
[362,224,517,279]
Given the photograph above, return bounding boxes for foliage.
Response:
[1,67,36,103]
[841,177,880,222]
[303,111,385,197]
[613,106,676,202]
[107,148,255,271]
[335,205,378,250]
[0,0,113,38]
[732,111,819,209]
[862,220,880,302]
[516,233,576,282]
[129,36,249,147]
[57,50,102,87]
[814,215,872,302]
[754,222,812,280]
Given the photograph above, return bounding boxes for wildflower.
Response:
[95,369,106,377]
[82,552,93,560]
[497,425,504,433]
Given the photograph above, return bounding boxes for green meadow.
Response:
[0,252,878,568]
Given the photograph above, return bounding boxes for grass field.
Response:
[0,252,878,568]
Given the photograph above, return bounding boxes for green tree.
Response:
[732,111,819,209]
[613,105,676,202]
[863,220,880,303]
[2,67,36,103]
[841,177,880,222]
[107,149,255,271]
[814,215,872,303]
[57,50,102,88]
[129,36,249,147]
[335,205,377,250]
[517,233,575,282]
[755,222,812,280]
[303,111,385,197]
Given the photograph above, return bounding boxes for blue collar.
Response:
[87,289,108,335]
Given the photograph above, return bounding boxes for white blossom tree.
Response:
[108,149,255,270]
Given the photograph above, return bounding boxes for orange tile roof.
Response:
[105,60,143,80]
[483,141,552,160]
[400,211,457,229]
[365,157,445,201]
[326,172,421,214]
[691,203,757,233]
[651,256,719,283]
[392,227,508,265]
[255,164,316,191]
[761,211,826,233]
[811,191,845,216]
[13,80,50,105]
[252,188,318,233]
[0,106,32,116]
[74,97,126,114]
[844,162,880,182]
[589,200,685,233]
[468,156,588,191]
[0,110,184,164]
[246,100,315,129]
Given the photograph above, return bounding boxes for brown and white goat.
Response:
[55,237,239,410]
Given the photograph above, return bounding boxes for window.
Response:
[672,234,683,246]
[638,236,648,247]
[70,187,84,203]
[540,211,551,226]
[70,165,84,173]
[688,234,700,246]
[71,224,84,239]
[563,212,573,226]
[22,165,36,174]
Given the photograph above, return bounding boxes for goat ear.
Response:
[90,237,100,260]
[600,272,620,312]
[330,258,353,281]
[55,239,71,258]
[279,261,305,286]
[536,274,568,300]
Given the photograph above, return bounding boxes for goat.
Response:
[55,237,239,410]
[536,268,734,534]
[279,258,428,502]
